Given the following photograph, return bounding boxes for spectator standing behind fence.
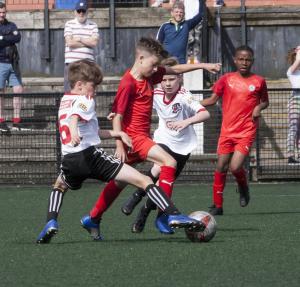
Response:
[286,46,300,165]
[0,2,23,132]
[64,0,99,92]
[156,0,204,64]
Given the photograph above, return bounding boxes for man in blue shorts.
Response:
[0,2,23,132]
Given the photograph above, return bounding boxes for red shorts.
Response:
[125,134,156,165]
[217,136,255,155]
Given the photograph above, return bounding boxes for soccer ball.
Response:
[185,211,217,243]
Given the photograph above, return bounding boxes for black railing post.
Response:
[109,0,116,58]
[240,0,247,45]
[201,0,209,64]
[43,0,51,61]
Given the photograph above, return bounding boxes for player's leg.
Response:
[209,153,231,215]
[209,136,233,215]
[121,166,159,216]
[132,150,190,234]
[146,144,177,197]
[36,174,69,244]
[115,163,205,231]
[230,150,250,207]
[121,139,177,228]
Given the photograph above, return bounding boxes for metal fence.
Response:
[0,88,299,185]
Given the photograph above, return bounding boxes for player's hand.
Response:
[204,63,222,74]
[252,106,261,120]
[107,112,116,121]
[295,49,300,62]
[167,120,188,132]
[119,131,132,148]
[114,143,127,162]
[71,133,82,147]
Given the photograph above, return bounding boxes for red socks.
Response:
[232,168,248,188]
[158,166,176,198]
[13,117,21,124]
[213,171,227,208]
[90,180,123,221]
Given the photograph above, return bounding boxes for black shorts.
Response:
[158,143,190,178]
[60,146,123,190]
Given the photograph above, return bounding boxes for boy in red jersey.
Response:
[36,60,205,244]
[201,45,269,215]
[85,37,221,234]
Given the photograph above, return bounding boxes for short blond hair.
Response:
[172,0,185,11]
[68,60,103,89]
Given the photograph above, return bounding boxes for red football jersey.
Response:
[112,67,166,136]
[213,72,269,138]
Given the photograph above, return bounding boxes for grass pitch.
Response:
[0,183,299,287]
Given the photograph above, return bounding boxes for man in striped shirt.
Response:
[64,0,99,92]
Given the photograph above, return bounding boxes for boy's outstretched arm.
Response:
[167,110,210,132]
[99,129,132,148]
[165,63,222,75]
[200,93,219,107]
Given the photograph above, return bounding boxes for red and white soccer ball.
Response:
[185,211,217,243]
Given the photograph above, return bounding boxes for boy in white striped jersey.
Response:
[121,57,210,234]
[36,60,205,244]
[63,0,99,92]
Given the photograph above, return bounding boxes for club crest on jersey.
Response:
[248,85,256,92]
[172,103,182,113]
[78,103,87,112]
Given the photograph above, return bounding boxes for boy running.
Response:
[86,37,221,235]
[36,60,204,243]
[121,57,210,234]
[201,45,269,215]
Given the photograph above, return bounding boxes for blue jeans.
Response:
[0,62,22,89]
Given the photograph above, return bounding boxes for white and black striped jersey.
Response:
[153,87,206,155]
[58,93,101,155]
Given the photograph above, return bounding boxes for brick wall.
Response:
[6,0,55,11]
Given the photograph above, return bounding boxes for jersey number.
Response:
[59,114,71,145]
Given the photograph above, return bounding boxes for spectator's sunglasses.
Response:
[76,9,87,14]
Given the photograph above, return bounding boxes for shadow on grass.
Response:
[17,236,224,245]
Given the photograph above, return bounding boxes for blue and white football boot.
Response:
[80,215,103,241]
[155,214,174,234]
[36,219,58,244]
[167,214,206,232]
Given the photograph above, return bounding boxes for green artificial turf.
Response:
[0,183,299,287]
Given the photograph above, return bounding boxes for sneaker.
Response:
[208,204,223,216]
[0,122,10,133]
[80,215,103,241]
[121,192,143,216]
[288,157,300,165]
[237,185,250,207]
[131,205,152,233]
[36,219,58,244]
[11,122,31,131]
[167,214,206,232]
[155,214,174,234]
